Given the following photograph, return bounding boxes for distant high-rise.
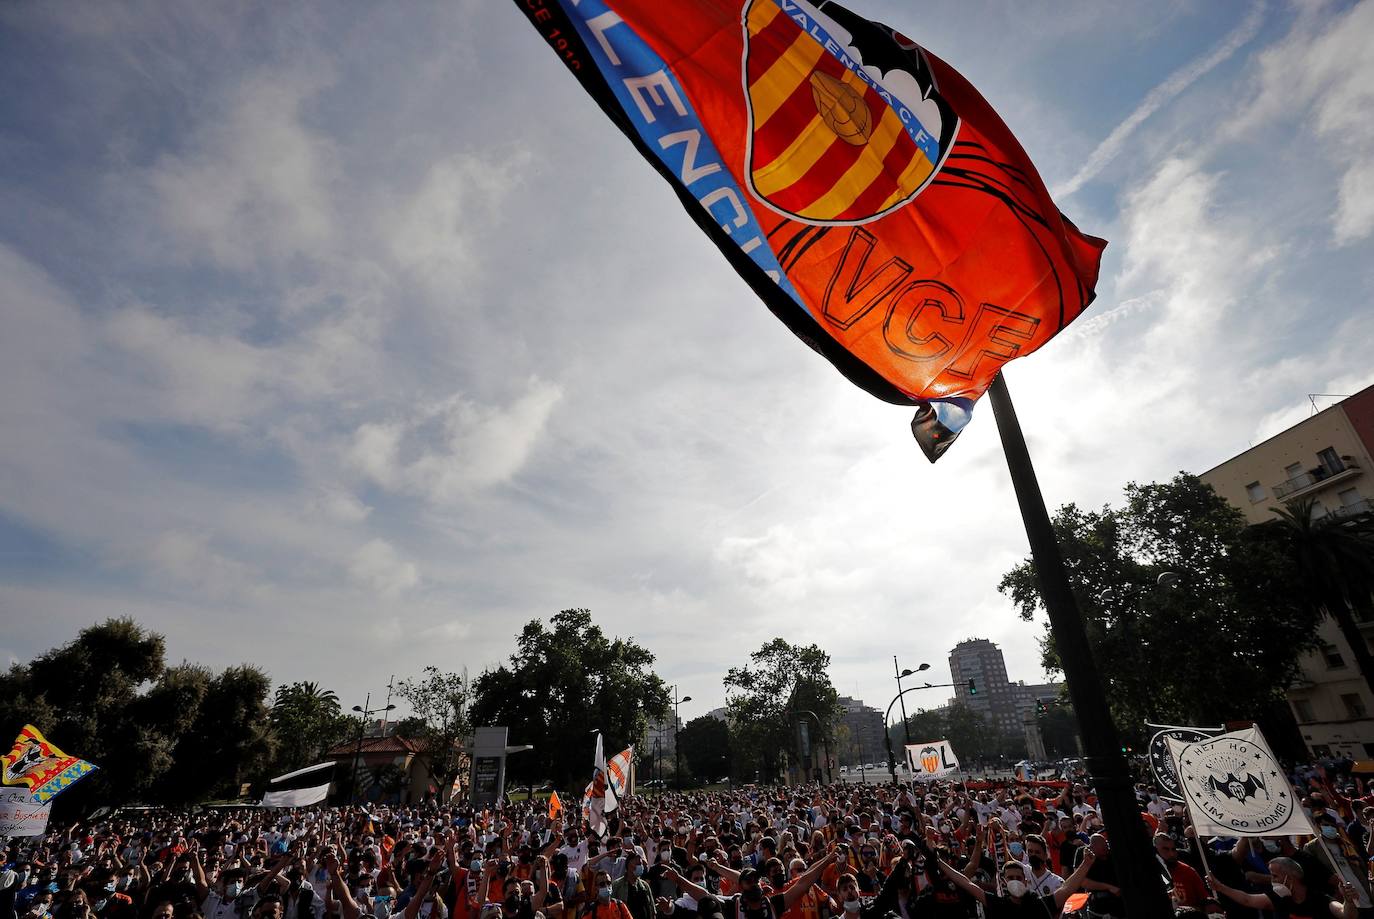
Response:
[836,696,885,765]
[948,638,1022,737]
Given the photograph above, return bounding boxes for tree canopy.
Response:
[998,473,1318,743]
[396,666,471,801]
[724,638,840,782]
[469,608,670,790]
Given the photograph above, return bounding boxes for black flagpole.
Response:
[986,371,1171,918]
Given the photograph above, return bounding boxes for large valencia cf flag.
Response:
[515,0,1105,459]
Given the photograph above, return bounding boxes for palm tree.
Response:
[1260,498,1374,699]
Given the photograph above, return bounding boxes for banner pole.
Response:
[986,371,1171,918]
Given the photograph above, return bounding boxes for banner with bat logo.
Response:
[1,725,98,804]
[1146,722,1223,802]
[1166,726,1314,838]
[905,739,959,781]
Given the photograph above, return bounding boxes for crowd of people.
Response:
[3,766,1372,919]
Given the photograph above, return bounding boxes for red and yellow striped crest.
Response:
[743,0,953,225]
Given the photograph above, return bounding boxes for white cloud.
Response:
[1228,1,1374,243]
[348,378,563,501]
[145,66,338,271]
[1055,3,1264,198]
[349,539,420,597]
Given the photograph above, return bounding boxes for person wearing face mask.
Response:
[929,844,1097,918]
[575,871,628,919]
[1015,836,1061,898]
[610,854,651,919]
[1208,856,1361,918]
[203,869,257,919]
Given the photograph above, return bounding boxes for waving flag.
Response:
[2,725,98,804]
[548,789,563,821]
[514,0,1105,459]
[606,746,633,806]
[586,732,610,838]
[1166,727,1314,838]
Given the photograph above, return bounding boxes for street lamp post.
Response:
[787,708,834,784]
[350,694,397,804]
[673,686,692,790]
[893,659,929,747]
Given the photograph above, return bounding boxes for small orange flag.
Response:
[548,790,562,821]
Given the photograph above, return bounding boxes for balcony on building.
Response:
[1330,498,1372,520]
[1272,456,1361,500]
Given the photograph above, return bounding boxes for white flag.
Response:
[1166,727,1315,838]
[586,732,609,838]
[905,740,960,781]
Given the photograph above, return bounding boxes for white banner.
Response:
[260,781,331,808]
[905,740,960,781]
[1167,727,1315,838]
[0,787,51,836]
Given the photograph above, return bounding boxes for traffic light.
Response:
[967,678,977,695]
[1035,699,1046,716]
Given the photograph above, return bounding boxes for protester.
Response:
[6,764,1374,919]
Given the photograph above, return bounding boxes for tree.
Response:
[397,667,471,802]
[270,681,352,774]
[1039,706,1080,759]
[999,474,1319,743]
[679,716,730,782]
[161,665,275,802]
[724,639,840,782]
[1255,499,1374,700]
[470,609,670,790]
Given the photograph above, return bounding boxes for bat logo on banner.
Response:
[2,741,57,783]
[741,0,959,225]
[1207,772,1266,804]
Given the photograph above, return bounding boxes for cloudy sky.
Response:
[2,0,1372,730]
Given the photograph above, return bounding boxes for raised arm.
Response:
[1051,848,1095,911]
[1206,872,1272,911]
[932,850,985,906]
[778,851,832,913]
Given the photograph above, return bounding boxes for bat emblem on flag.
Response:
[742,0,959,225]
[1207,772,1267,804]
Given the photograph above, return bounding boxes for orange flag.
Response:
[548,790,563,821]
[513,0,1106,460]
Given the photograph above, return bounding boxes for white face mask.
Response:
[842,901,860,913]
[1005,880,1027,899]
[1272,882,1291,899]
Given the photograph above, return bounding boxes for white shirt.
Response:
[558,841,589,873]
[203,890,258,919]
[1019,864,1063,896]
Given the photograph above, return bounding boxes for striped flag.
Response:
[606,746,633,808]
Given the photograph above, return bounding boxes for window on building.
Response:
[1318,447,1342,472]
[1339,487,1361,507]
[1293,698,1315,721]
[1341,693,1368,719]
[1246,481,1266,502]
[1365,743,1374,758]
[1324,644,1346,669]
[1312,744,1332,757]
[1285,462,1305,479]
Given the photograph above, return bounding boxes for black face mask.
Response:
[1028,855,1044,870]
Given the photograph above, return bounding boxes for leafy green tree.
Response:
[162,665,274,801]
[895,704,997,766]
[397,667,471,802]
[1255,499,1374,699]
[470,609,670,790]
[679,715,730,782]
[270,681,352,773]
[724,639,840,782]
[999,474,1318,744]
